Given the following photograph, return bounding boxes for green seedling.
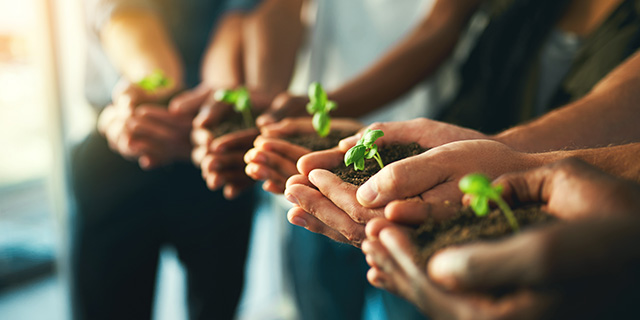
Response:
[306,82,337,137]
[214,87,253,128]
[459,173,519,232]
[138,70,172,92]
[344,129,385,171]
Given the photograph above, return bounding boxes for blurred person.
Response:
[69,1,260,319]
[284,0,640,246]
[363,158,640,319]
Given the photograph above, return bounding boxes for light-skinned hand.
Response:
[245,117,362,194]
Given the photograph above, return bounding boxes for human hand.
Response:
[97,79,192,169]
[337,118,487,152]
[255,92,309,127]
[245,117,362,194]
[489,158,640,220]
[365,215,640,319]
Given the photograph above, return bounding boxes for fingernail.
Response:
[290,216,307,228]
[357,179,379,205]
[285,192,299,206]
[428,249,469,290]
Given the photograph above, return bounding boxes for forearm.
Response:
[201,13,246,89]
[330,0,481,118]
[242,0,304,99]
[101,9,184,88]
[535,143,640,183]
[495,51,640,153]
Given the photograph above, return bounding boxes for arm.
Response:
[100,7,184,92]
[495,50,640,152]
[242,0,305,104]
[329,0,481,118]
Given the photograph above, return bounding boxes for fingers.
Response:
[259,117,314,138]
[356,151,448,207]
[253,135,311,163]
[210,128,260,152]
[308,169,383,224]
[297,148,345,176]
[244,148,298,186]
[284,181,366,246]
[427,229,547,292]
[286,206,351,243]
[385,198,459,225]
[256,93,308,127]
[192,100,234,129]
[168,85,211,116]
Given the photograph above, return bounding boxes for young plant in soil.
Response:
[306,82,337,137]
[459,173,520,232]
[138,70,172,92]
[344,129,385,171]
[215,87,254,129]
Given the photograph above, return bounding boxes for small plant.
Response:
[458,173,519,232]
[306,82,337,137]
[215,87,253,128]
[344,129,384,171]
[138,70,172,92]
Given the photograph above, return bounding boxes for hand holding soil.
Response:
[245,117,361,194]
[98,78,193,170]
[362,160,640,319]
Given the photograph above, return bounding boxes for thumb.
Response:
[356,151,447,207]
[256,94,307,128]
[168,85,211,116]
[427,230,545,291]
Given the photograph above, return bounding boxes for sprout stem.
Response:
[242,109,253,129]
[494,197,520,232]
[373,153,384,169]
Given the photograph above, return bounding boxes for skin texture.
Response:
[189,0,305,199]
[254,0,482,126]
[363,159,640,319]
[284,47,640,244]
[245,117,362,194]
[98,9,196,170]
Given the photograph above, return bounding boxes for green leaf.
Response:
[362,129,384,147]
[470,195,489,216]
[306,101,321,114]
[365,144,378,159]
[344,144,366,167]
[355,157,365,171]
[459,173,492,196]
[308,82,327,106]
[214,89,236,104]
[313,112,330,137]
[326,100,338,112]
[138,70,172,92]
[235,94,251,112]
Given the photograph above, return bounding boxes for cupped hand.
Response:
[284,169,384,247]
[255,92,309,127]
[488,158,640,220]
[245,117,362,194]
[337,118,487,152]
[98,79,192,169]
[356,140,541,225]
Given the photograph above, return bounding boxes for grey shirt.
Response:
[84,0,259,109]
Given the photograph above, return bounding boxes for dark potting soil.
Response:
[332,143,427,186]
[210,110,258,137]
[283,130,358,151]
[413,205,557,267]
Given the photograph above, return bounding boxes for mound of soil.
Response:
[332,143,427,186]
[210,110,259,137]
[283,130,358,151]
[413,205,557,266]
